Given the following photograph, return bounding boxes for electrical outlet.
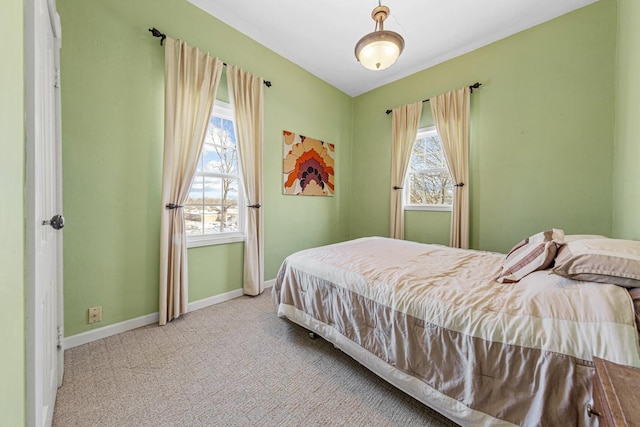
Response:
[88,306,102,324]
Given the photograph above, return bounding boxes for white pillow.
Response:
[563,234,607,243]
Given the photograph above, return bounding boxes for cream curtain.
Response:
[226,65,264,296]
[159,37,224,325]
[390,102,423,239]
[430,87,471,249]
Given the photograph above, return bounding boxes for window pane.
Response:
[202,145,223,173]
[223,146,239,175]
[186,176,204,205]
[203,177,222,204]
[425,135,447,169]
[411,135,447,172]
[408,172,453,205]
[221,118,235,141]
[222,178,239,204]
[220,204,239,232]
[411,140,426,171]
[203,117,238,175]
[205,145,238,175]
[203,205,221,234]
[184,207,204,236]
[407,128,453,206]
[211,116,222,131]
[186,101,244,243]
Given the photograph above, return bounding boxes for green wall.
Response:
[58,0,353,336]
[59,0,629,337]
[351,0,617,253]
[613,0,640,239]
[0,1,26,425]
[4,0,633,423]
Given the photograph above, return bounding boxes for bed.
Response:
[272,236,640,426]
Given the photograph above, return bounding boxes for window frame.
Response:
[186,100,245,248]
[403,126,453,212]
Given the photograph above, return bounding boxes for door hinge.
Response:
[54,68,61,88]
[57,326,64,349]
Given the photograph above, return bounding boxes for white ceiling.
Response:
[187,0,598,97]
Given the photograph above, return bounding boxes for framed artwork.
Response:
[283,130,334,196]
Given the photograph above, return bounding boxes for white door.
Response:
[26,0,64,426]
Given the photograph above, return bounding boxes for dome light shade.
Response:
[355,5,405,71]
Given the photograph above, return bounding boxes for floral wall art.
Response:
[283,130,335,196]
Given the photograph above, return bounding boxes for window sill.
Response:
[187,233,245,248]
[404,204,452,212]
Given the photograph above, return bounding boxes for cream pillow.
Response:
[552,238,640,288]
[497,229,565,283]
[563,234,607,243]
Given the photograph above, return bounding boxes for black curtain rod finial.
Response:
[469,82,482,93]
[149,27,166,46]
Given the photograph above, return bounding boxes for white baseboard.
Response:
[63,281,277,350]
[63,287,249,349]
[187,288,244,311]
[63,311,159,350]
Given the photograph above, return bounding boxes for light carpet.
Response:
[53,291,459,427]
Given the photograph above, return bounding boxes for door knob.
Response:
[42,214,65,230]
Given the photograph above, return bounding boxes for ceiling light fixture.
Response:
[354,2,405,71]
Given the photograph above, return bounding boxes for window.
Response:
[185,101,244,247]
[404,126,453,211]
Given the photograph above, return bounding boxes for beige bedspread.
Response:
[272,237,640,426]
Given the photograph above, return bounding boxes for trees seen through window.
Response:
[185,101,244,246]
[405,127,453,207]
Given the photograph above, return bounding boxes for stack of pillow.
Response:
[497,230,640,289]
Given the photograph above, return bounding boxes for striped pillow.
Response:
[497,229,565,283]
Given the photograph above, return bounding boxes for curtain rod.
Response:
[385,82,481,115]
[149,28,272,88]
